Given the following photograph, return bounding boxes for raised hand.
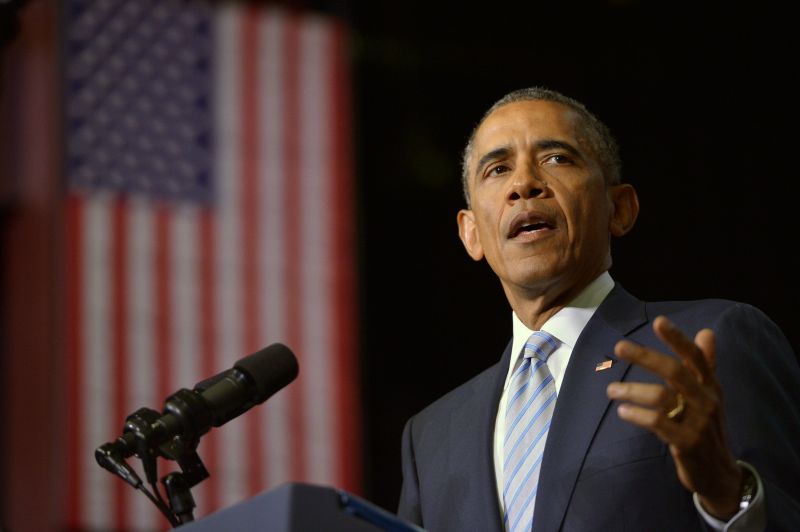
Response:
[606,315,743,519]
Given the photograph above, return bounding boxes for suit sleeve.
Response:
[398,416,424,525]
[714,304,800,531]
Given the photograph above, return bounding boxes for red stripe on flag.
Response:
[241,6,265,495]
[155,206,172,430]
[284,13,306,481]
[112,198,129,527]
[199,207,219,511]
[65,195,84,527]
[330,21,361,493]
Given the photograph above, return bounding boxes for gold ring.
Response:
[666,393,686,421]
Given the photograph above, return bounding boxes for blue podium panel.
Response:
[177,482,424,532]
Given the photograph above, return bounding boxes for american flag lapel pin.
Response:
[595,359,613,372]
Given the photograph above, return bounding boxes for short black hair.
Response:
[461,87,622,205]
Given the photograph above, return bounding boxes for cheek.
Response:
[473,200,503,240]
[566,194,610,248]
[577,203,612,251]
[473,208,506,268]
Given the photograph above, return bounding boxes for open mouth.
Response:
[508,212,555,238]
[512,221,553,237]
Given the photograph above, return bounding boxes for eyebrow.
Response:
[475,146,512,176]
[535,139,581,158]
[473,139,582,176]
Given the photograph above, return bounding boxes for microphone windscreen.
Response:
[234,343,299,401]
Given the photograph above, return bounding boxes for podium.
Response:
[176,482,425,531]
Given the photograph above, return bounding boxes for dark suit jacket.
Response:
[397,284,800,531]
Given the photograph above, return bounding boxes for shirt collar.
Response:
[511,271,615,357]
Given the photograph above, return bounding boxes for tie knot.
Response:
[523,331,559,362]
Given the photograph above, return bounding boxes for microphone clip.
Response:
[96,406,209,527]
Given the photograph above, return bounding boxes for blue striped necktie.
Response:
[503,331,560,532]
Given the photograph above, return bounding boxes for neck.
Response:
[503,271,607,330]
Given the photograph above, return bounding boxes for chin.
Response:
[504,265,562,292]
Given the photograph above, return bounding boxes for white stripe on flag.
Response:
[214,4,247,509]
[259,7,291,488]
[127,197,158,530]
[171,204,201,390]
[171,204,206,514]
[298,17,335,484]
[82,194,113,527]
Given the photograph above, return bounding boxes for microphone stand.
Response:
[95,407,209,527]
[158,433,209,524]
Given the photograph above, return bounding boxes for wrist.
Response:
[698,466,745,520]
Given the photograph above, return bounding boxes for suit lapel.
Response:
[448,340,512,532]
[531,285,648,532]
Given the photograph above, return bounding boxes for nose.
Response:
[506,167,547,203]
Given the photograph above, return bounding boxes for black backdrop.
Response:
[346,0,799,514]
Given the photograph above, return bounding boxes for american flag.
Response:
[63,1,358,529]
[595,359,613,372]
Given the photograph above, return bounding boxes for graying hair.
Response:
[460,87,622,205]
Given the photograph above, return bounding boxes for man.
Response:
[396,87,800,531]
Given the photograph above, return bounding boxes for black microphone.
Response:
[96,343,298,478]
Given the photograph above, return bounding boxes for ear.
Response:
[457,209,484,261]
[608,184,639,237]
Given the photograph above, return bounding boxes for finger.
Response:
[653,316,713,385]
[614,340,701,395]
[607,382,677,410]
[616,403,686,445]
[694,328,716,375]
[693,327,728,436]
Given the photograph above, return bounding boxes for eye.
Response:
[543,153,572,165]
[486,164,511,177]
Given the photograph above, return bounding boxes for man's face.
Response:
[458,99,629,301]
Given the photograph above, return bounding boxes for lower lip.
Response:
[510,227,554,243]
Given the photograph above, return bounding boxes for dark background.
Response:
[347,0,799,513]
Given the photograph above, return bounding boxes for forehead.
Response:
[470,100,588,166]
[473,99,584,148]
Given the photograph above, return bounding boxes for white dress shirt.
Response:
[492,271,764,531]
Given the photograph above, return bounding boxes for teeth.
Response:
[510,217,552,238]
[515,221,549,236]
